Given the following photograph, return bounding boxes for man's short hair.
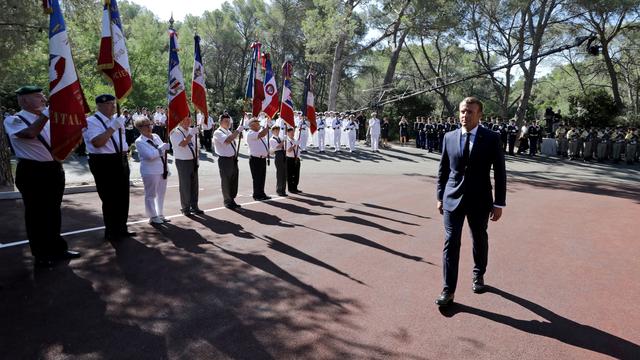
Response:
[460,97,484,113]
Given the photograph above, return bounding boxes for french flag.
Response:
[301,73,317,134]
[261,53,279,119]
[191,34,208,124]
[167,26,190,134]
[246,42,265,117]
[45,0,90,161]
[97,0,132,101]
[280,61,295,128]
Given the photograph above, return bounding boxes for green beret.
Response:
[95,94,116,103]
[15,86,43,96]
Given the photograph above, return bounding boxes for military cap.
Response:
[15,86,43,95]
[271,124,280,130]
[95,94,116,103]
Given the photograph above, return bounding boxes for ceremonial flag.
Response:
[97,0,132,100]
[261,53,279,119]
[302,73,317,134]
[280,61,295,128]
[245,42,265,117]
[167,26,190,133]
[191,34,208,124]
[44,0,90,161]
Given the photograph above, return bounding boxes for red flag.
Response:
[280,61,295,128]
[167,26,190,134]
[251,42,265,117]
[97,0,132,101]
[191,34,208,123]
[302,73,317,134]
[46,0,90,161]
[261,53,279,119]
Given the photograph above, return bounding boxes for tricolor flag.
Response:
[302,73,317,134]
[245,42,265,117]
[191,34,208,124]
[97,0,132,100]
[280,61,295,128]
[261,53,279,119]
[167,25,190,134]
[44,0,90,161]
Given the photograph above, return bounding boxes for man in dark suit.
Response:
[435,97,507,306]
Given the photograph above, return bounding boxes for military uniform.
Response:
[625,130,638,164]
[581,128,594,161]
[4,86,77,266]
[528,123,540,156]
[611,128,624,163]
[555,126,568,157]
[83,94,133,240]
[316,117,326,152]
[285,129,301,193]
[507,121,518,155]
[567,128,579,160]
[269,127,287,196]
[596,130,609,162]
[345,118,358,152]
[332,116,342,152]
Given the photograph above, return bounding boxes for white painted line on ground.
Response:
[0,196,283,250]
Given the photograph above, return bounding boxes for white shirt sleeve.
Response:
[136,136,162,161]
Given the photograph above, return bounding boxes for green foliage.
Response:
[567,89,619,127]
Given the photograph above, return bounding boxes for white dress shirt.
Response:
[170,126,198,160]
[285,137,299,158]
[460,125,479,152]
[247,129,269,157]
[3,110,54,161]
[83,111,128,154]
[213,127,237,157]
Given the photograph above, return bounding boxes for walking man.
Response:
[435,97,507,306]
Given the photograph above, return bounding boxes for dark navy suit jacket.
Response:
[437,126,506,212]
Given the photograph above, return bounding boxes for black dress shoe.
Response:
[58,250,82,260]
[289,189,300,194]
[190,208,204,215]
[435,290,455,306]
[257,195,272,201]
[277,192,287,197]
[472,276,485,293]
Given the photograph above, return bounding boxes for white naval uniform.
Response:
[369,117,381,151]
[298,119,309,151]
[332,117,342,151]
[316,118,326,152]
[345,120,358,151]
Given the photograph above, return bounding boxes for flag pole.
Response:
[162,13,175,179]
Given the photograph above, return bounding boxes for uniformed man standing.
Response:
[625,127,638,164]
[269,125,287,196]
[152,106,167,140]
[345,114,359,152]
[170,114,203,215]
[246,117,272,201]
[83,94,135,241]
[528,121,540,156]
[213,113,243,209]
[611,126,624,163]
[507,119,518,155]
[285,127,301,193]
[567,125,579,160]
[368,112,381,152]
[316,113,326,153]
[197,111,214,152]
[332,114,342,152]
[4,86,81,267]
[555,123,568,157]
[297,116,309,153]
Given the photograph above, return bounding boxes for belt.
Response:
[218,155,235,159]
[250,155,267,159]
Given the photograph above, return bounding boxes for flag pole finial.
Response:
[169,13,175,29]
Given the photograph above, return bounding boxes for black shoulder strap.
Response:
[94,113,122,153]
[176,127,197,162]
[16,115,53,155]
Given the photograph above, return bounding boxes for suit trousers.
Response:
[142,173,167,218]
[218,156,239,206]
[286,157,300,191]
[249,156,267,198]
[175,159,199,211]
[442,202,490,293]
[15,159,67,258]
[274,150,286,194]
[88,153,130,237]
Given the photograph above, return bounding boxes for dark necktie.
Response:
[462,132,471,168]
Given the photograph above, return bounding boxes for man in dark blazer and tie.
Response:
[436,97,507,306]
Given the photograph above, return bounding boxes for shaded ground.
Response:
[1,145,639,359]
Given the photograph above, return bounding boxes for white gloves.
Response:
[188,127,198,137]
[41,107,50,118]
[236,125,244,132]
[158,143,170,152]
[110,115,126,130]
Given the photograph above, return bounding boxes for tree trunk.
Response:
[601,41,624,111]
[327,32,347,111]
[382,28,409,90]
